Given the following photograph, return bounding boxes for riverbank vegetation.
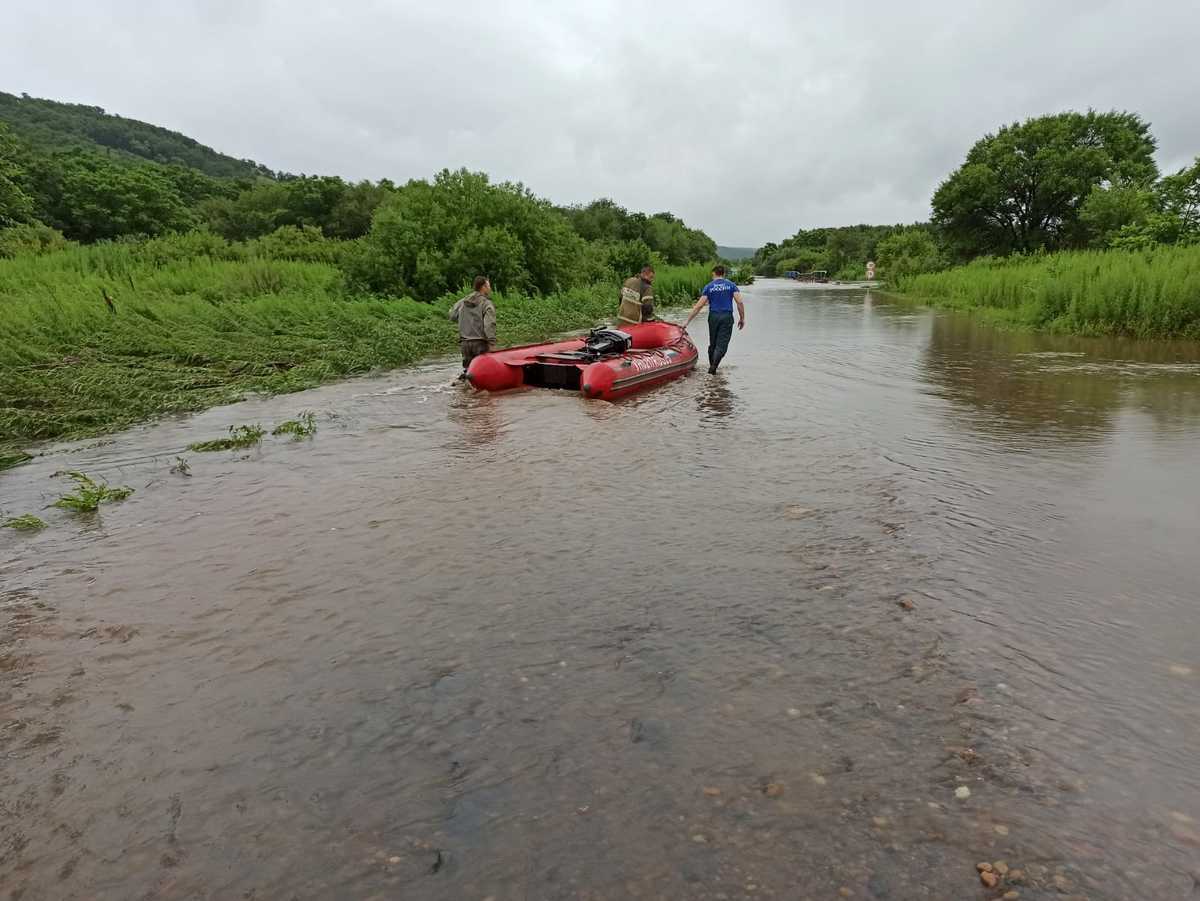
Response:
[0,92,715,458]
[893,244,1200,337]
[0,235,708,451]
[753,109,1199,337]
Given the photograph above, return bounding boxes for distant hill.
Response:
[717,245,755,260]
[1,91,723,263]
[0,90,273,179]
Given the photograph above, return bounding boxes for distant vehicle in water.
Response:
[785,270,829,283]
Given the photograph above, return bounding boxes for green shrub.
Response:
[134,229,237,265]
[272,411,317,439]
[245,225,347,263]
[0,223,73,258]
[188,424,266,452]
[344,169,588,298]
[875,228,946,280]
[52,471,134,513]
[2,513,47,531]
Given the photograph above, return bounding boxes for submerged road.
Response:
[3,279,1200,899]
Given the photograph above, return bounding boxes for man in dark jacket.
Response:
[450,276,497,374]
[617,265,656,325]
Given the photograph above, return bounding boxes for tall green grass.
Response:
[891,244,1200,338]
[0,240,707,449]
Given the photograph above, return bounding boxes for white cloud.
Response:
[4,0,1199,244]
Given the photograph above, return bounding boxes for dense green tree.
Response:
[160,164,242,207]
[282,176,351,231]
[932,110,1158,258]
[752,241,778,267]
[200,176,390,241]
[1157,156,1200,235]
[755,224,903,277]
[609,238,658,276]
[773,248,825,275]
[1108,213,1189,250]
[562,199,646,243]
[0,123,36,226]
[346,169,589,297]
[824,229,864,274]
[245,225,343,263]
[327,179,393,239]
[644,213,717,264]
[561,199,715,264]
[1098,157,1200,250]
[1078,184,1155,246]
[0,222,70,257]
[198,184,287,241]
[874,228,944,279]
[34,151,195,240]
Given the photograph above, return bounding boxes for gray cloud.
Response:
[5,0,1199,244]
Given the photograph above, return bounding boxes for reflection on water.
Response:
[448,388,505,448]
[2,280,1200,899]
[696,375,738,423]
[921,314,1200,442]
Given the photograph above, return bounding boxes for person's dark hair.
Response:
[473,275,489,291]
[713,265,726,276]
[640,264,655,274]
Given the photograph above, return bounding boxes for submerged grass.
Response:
[188,424,266,452]
[1,450,32,471]
[2,513,47,531]
[51,470,134,513]
[0,242,708,451]
[890,244,1200,338]
[272,411,317,439]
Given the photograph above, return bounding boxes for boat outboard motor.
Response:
[582,328,632,357]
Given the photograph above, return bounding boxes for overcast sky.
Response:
[5,0,1200,245]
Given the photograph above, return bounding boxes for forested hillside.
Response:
[0,91,272,178]
[0,93,719,292]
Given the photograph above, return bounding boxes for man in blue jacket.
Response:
[683,266,745,374]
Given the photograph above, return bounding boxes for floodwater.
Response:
[3,279,1199,900]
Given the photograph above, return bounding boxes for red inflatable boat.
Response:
[466,321,698,400]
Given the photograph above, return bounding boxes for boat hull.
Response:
[466,321,697,400]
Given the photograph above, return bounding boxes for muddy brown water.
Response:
[3,279,1200,900]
